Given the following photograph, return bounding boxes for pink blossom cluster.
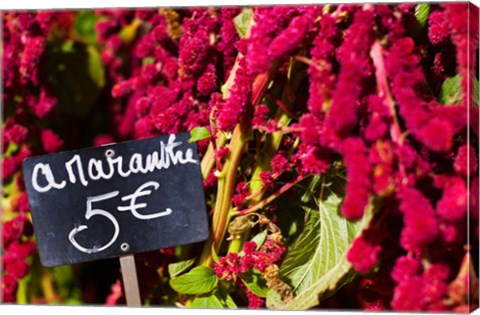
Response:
[93,9,141,142]
[2,216,36,302]
[390,256,456,311]
[107,8,241,145]
[213,239,285,308]
[214,239,285,280]
[300,4,478,311]
[2,11,72,302]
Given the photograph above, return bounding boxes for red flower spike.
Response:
[454,144,478,177]
[3,123,28,145]
[347,237,381,274]
[391,276,427,311]
[428,10,450,45]
[391,256,421,284]
[417,118,454,153]
[41,129,63,154]
[339,137,371,221]
[436,177,468,222]
[398,188,440,250]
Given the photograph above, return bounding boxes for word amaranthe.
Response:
[30,134,198,193]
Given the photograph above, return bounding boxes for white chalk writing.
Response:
[31,134,197,193]
[68,180,173,254]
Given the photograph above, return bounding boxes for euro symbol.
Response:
[117,181,172,219]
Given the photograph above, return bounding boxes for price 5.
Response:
[68,180,172,254]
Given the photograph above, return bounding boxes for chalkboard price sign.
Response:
[22,133,209,267]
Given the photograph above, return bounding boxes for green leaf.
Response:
[438,75,479,106]
[474,77,479,107]
[191,293,224,308]
[168,258,196,278]
[271,177,374,310]
[51,265,83,304]
[4,142,19,157]
[217,286,238,309]
[61,41,75,53]
[250,230,268,250]
[142,56,155,66]
[439,75,462,105]
[169,266,218,295]
[119,19,141,44]
[241,270,268,298]
[239,230,268,257]
[222,293,237,308]
[188,126,211,143]
[16,273,31,304]
[211,243,219,264]
[233,8,253,38]
[73,11,99,46]
[415,4,430,29]
[86,45,105,89]
[266,288,284,309]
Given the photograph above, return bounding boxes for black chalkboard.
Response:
[22,133,209,267]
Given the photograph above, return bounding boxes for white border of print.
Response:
[0,2,479,315]
[1,0,479,10]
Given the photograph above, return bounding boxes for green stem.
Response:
[249,110,292,203]
[201,142,215,180]
[197,15,279,266]
[227,229,251,254]
[41,269,59,304]
[198,70,275,267]
[247,57,305,204]
[16,274,30,304]
[199,125,249,267]
[200,134,227,180]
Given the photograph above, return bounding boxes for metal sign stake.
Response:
[119,254,142,307]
